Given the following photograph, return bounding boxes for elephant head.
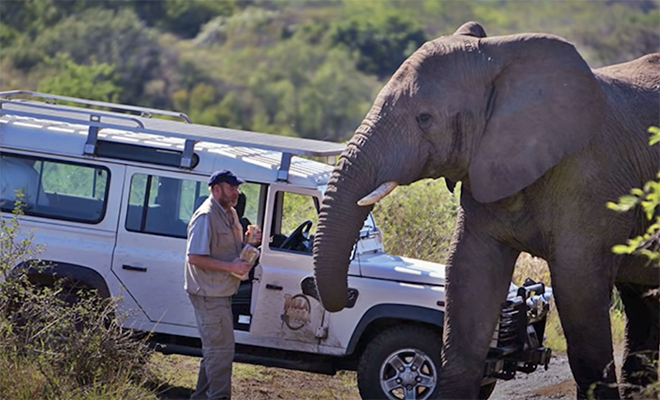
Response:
[313,21,605,312]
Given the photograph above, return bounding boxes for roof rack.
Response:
[0,90,346,181]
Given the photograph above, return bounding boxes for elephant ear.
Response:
[468,34,606,203]
[454,21,487,38]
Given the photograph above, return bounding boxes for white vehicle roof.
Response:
[0,91,346,188]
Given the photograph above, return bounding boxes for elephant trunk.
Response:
[313,133,383,312]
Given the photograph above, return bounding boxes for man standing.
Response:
[185,169,261,400]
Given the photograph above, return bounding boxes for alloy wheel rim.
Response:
[379,347,437,400]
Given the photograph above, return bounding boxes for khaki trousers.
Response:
[189,294,235,400]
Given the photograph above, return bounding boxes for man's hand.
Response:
[188,254,252,275]
[245,224,262,246]
[231,258,253,277]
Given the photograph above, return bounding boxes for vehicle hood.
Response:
[349,252,552,304]
[351,251,446,286]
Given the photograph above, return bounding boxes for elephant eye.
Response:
[416,113,433,126]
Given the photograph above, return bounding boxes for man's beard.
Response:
[219,196,238,209]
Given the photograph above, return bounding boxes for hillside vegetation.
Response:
[1,0,657,142]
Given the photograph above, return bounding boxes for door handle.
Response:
[122,264,147,272]
[266,284,283,291]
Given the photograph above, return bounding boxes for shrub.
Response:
[0,203,156,399]
[372,179,458,263]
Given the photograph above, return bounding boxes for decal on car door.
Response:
[281,293,311,330]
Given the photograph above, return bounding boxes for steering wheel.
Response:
[280,220,313,251]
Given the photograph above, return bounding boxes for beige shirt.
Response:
[184,196,244,297]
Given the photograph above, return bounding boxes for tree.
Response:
[328,3,427,79]
[134,0,236,39]
[0,0,123,42]
[231,38,376,140]
[31,8,162,105]
[37,54,122,103]
[194,6,285,49]
[573,3,660,66]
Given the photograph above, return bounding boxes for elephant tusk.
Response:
[357,181,399,206]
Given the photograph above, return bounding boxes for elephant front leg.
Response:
[437,225,519,398]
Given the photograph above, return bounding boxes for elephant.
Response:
[313,21,660,399]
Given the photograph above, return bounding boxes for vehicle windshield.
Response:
[317,185,383,257]
[318,185,378,235]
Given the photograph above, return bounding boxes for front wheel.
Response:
[357,325,441,400]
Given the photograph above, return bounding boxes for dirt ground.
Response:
[491,344,628,400]
[154,346,633,400]
[490,352,576,400]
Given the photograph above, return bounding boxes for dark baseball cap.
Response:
[208,169,245,186]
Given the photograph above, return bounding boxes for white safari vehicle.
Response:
[0,91,552,399]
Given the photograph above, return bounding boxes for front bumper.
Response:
[484,279,553,380]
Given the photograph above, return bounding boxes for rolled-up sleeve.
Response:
[187,213,211,256]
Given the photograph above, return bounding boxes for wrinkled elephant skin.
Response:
[313,21,660,399]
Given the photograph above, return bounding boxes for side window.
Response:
[125,173,263,239]
[0,153,109,223]
[236,183,262,233]
[270,191,319,253]
[180,178,207,223]
[126,174,203,238]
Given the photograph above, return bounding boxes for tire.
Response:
[357,325,442,400]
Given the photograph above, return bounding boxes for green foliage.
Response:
[175,36,376,141]
[1,0,656,141]
[0,0,73,41]
[0,206,156,399]
[194,6,283,49]
[0,21,21,48]
[245,40,375,140]
[608,126,660,262]
[37,54,121,102]
[0,200,40,283]
[372,179,458,263]
[450,1,659,67]
[0,0,235,41]
[153,0,236,39]
[0,0,124,45]
[0,35,46,70]
[329,3,427,79]
[39,157,109,198]
[29,7,161,105]
[281,192,318,235]
[571,2,660,66]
